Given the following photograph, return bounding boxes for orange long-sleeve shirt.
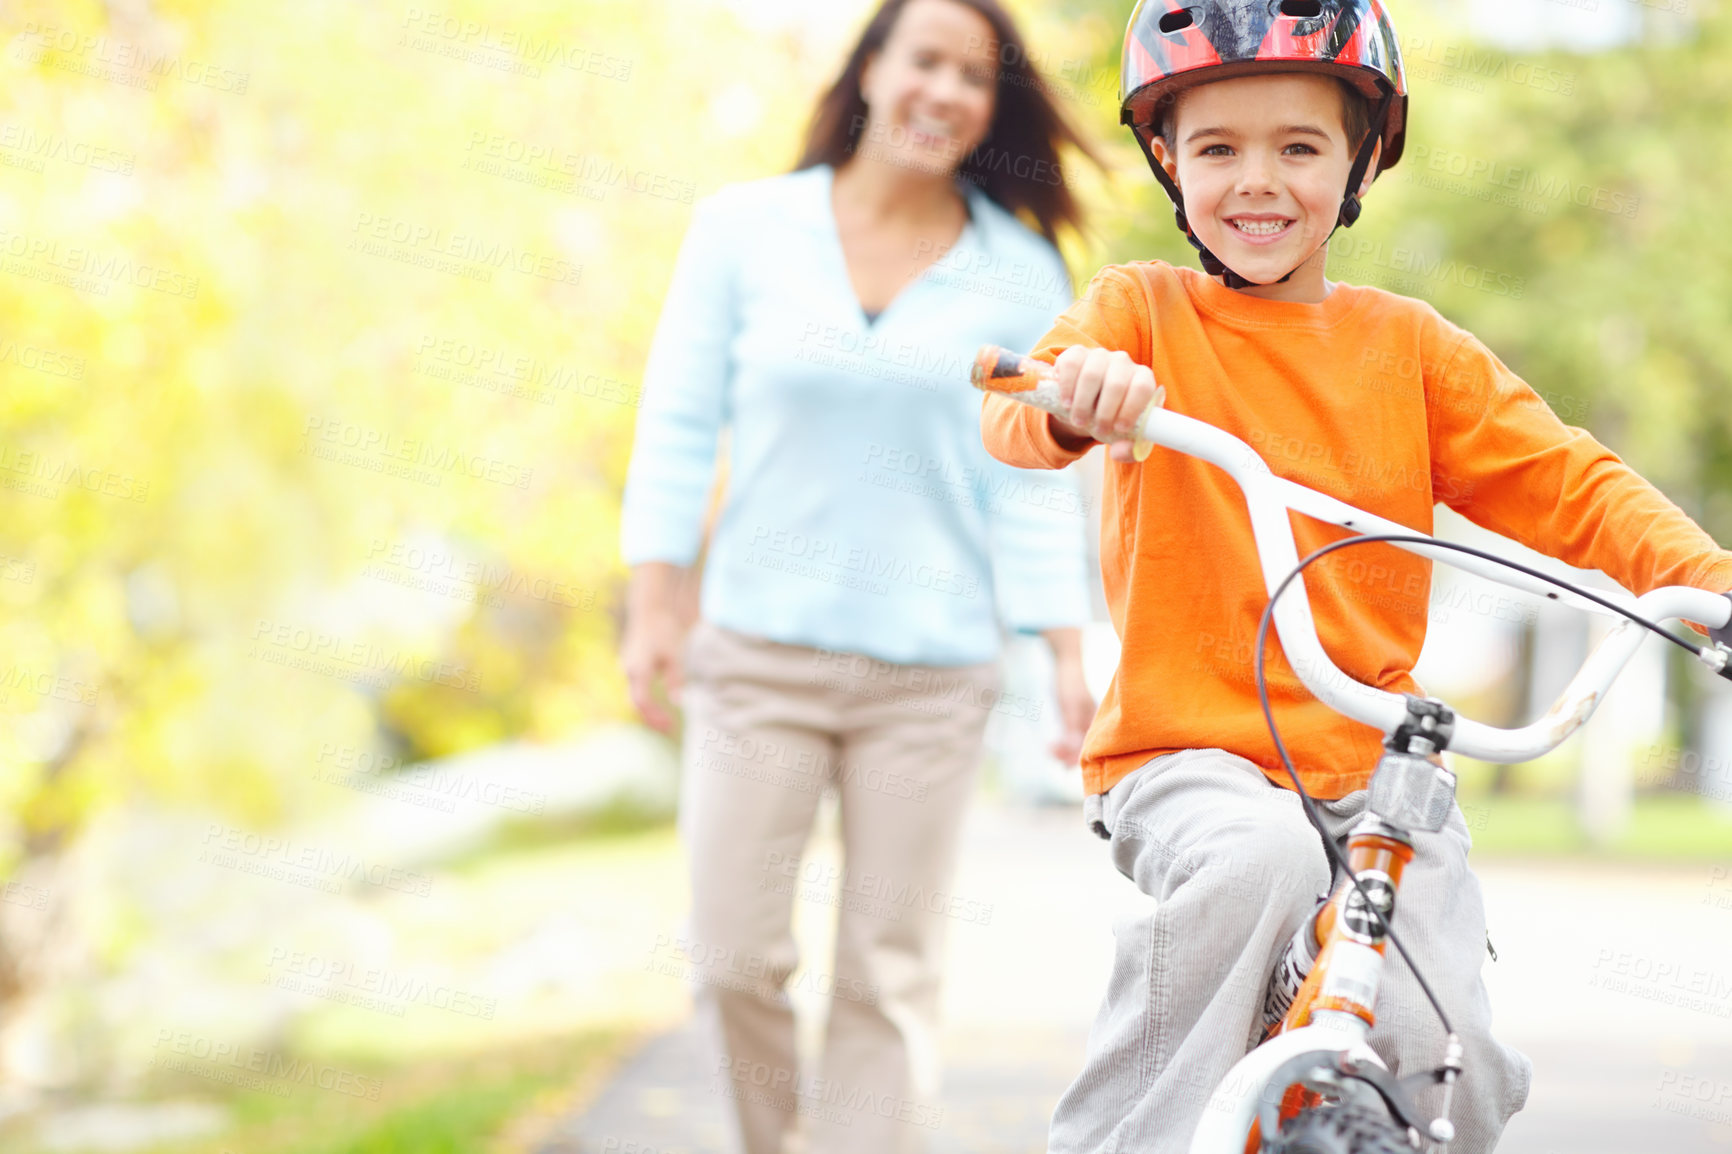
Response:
[984,262,1732,799]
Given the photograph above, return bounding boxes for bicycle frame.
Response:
[1217,821,1420,1153]
[969,347,1732,1153]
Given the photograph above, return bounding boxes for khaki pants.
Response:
[679,622,1001,1154]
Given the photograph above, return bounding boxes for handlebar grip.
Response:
[970,346,1052,394]
[969,345,1161,462]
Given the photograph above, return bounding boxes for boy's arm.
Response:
[982,267,1150,471]
[1428,329,1732,597]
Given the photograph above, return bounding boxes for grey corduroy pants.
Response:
[1050,748,1531,1154]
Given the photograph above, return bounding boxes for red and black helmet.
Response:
[1120,0,1407,170]
[1117,0,1409,285]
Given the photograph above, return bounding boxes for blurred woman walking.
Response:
[620,3,1098,1151]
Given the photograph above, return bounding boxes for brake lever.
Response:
[1693,593,1732,680]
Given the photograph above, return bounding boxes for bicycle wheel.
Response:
[1271,1102,1416,1153]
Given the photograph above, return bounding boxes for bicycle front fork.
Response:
[1258,696,1468,1149]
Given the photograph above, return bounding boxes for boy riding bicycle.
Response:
[981,2,1732,1151]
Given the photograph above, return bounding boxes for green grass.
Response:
[1463,793,1732,860]
[0,819,687,1154]
[202,1033,618,1154]
[293,1058,559,1154]
[3,1032,629,1154]
[441,801,675,874]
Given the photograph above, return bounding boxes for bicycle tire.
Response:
[1269,1102,1416,1153]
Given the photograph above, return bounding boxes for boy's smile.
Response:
[1153,73,1377,303]
[1225,214,1295,242]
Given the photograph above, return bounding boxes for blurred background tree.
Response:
[0,0,1727,1132]
[0,0,828,1069]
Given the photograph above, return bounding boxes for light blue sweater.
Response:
[620,165,1091,666]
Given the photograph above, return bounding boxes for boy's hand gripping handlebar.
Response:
[970,346,1164,462]
[970,345,1732,764]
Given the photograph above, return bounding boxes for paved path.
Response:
[545,801,1732,1153]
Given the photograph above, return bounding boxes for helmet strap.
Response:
[1133,89,1396,292]
[1331,89,1396,234]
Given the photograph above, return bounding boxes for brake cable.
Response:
[1255,531,1720,1040]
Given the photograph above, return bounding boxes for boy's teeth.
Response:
[1233,219,1289,236]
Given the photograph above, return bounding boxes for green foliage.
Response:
[120,1034,619,1154]
[0,0,822,869]
[4,0,1730,878]
[1464,794,1732,860]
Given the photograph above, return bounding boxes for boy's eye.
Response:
[1199,144,1233,157]
[1283,142,1319,156]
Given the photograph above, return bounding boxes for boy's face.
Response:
[1154,73,1375,301]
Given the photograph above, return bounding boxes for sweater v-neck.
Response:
[820,164,979,331]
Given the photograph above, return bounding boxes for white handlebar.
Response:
[971,352,1732,763]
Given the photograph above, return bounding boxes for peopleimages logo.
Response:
[249,617,482,693]
[0,335,84,380]
[1404,145,1640,220]
[859,442,1088,517]
[302,417,534,490]
[0,123,135,175]
[0,229,199,299]
[1402,35,1576,96]
[414,334,639,408]
[15,23,250,94]
[696,727,933,801]
[761,851,994,927]
[806,650,1041,722]
[200,823,435,897]
[793,323,967,390]
[461,133,696,204]
[348,212,583,286]
[713,1056,947,1130]
[0,444,150,503]
[363,538,595,610]
[646,934,880,1005]
[1590,948,1732,1019]
[150,1030,381,1099]
[1243,428,1475,504]
[315,742,549,815]
[745,526,981,601]
[1330,236,1526,300]
[264,948,498,1019]
[398,8,633,81]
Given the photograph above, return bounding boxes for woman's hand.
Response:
[622,562,696,734]
[1041,628,1096,765]
[1049,346,1165,464]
